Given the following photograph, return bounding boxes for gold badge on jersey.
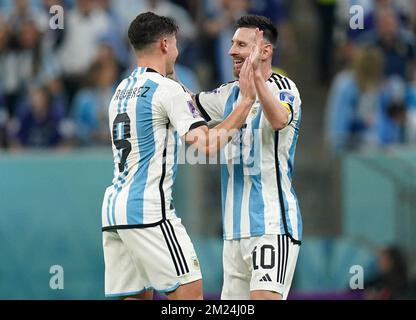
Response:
[251,104,259,117]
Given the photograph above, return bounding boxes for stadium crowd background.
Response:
[1,0,416,299]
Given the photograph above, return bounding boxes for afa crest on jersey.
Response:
[279,92,295,105]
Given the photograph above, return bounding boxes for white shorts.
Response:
[221,234,300,300]
[103,218,202,298]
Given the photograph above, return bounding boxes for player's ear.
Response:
[263,43,273,60]
[160,37,168,53]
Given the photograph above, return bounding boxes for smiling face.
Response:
[228,27,256,78]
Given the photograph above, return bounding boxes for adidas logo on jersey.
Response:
[259,273,272,282]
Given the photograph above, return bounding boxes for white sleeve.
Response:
[195,82,235,125]
[161,83,207,137]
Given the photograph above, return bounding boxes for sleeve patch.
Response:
[279,92,295,105]
[187,100,201,119]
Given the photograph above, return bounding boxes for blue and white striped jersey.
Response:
[195,73,303,243]
[102,67,206,230]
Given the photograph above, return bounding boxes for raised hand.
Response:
[239,57,256,103]
[250,28,264,72]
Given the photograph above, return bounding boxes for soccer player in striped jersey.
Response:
[194,15,303,300]
[101,12,257,300]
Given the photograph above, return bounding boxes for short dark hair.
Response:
[128,12,178,51]
[236,15,278,47]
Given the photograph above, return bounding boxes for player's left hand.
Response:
[250,28,263,72]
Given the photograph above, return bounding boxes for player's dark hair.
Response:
[236,15,278,47]
[128,12,178,51]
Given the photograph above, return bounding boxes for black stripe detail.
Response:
[282,236,290,284]
[266,274,272,281]
[280,235,286,283]
[160,224,181,276]
[283,78,291,90]
[195,94,212,122]
[159,124,169,220]
[290,236,302,245]
[146,67,160,75]
[275,73,283,79]
[189,121,208,132]
[287,103,294,125]
[163,221,186,275]
[274,79,283,90]
[280,79,288,90]
[167,220,189,274]
[274,133,290,237]
[274,133,303,245]
[102,219,165,231]
[276,236,281,283]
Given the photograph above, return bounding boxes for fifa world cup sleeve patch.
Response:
[278,92,295,125]
[188,100,201,119]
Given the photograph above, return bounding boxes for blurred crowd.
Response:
[0,0,295,150]
[324,0,416,154]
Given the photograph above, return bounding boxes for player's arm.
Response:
[184,59,255,156]
[251,29,292,131]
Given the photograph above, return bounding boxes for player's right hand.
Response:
[239,57,256,103]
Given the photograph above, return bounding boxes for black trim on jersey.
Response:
[287,103,294,125]
[273,78,283,90]
[194,94,212,122]
[189,121,208,131]
[146,67,159,74]
[160,223,181,276]
[159,124,169,220]
[274,133,302,245]
[269,73,292,91]
[167,220,189,274]
[283,78,291,90]
[102,219,165,231]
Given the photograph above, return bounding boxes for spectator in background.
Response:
[71,51,118,146]
[0,14,16,114]
[1,19,57,116]
[202,0,249,84]
[8,85,67,149]
[365,246,409,300]
[6,0,46,32]
[325,48,384,154]
[370,7,415,80]
[58,0,111,105]
[95,0,130,68]
[0,94,7,148]
[140,0,197,67]
[377,76,408,146]
[405,71,416,144]
[249,0,297,64]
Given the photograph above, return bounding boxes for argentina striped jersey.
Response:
[102,67,206,230]
[195,73,303,243]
